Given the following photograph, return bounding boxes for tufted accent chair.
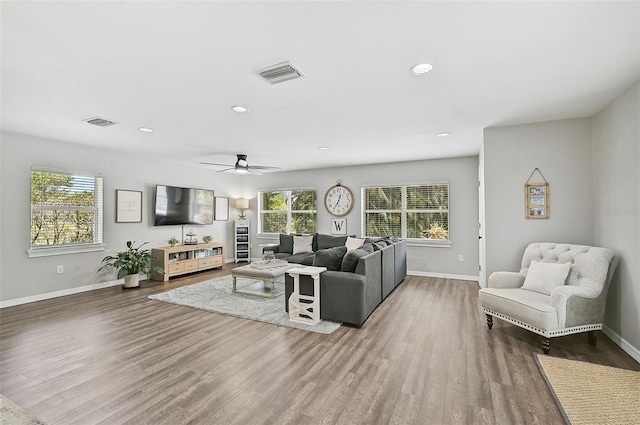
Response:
[479,242,618,354]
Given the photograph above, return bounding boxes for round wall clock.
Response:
[324,181,354,217]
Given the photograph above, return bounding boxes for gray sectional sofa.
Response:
[264,233,407,326]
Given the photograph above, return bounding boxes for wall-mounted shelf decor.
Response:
[116,189,142,223]
[525,168,549,219]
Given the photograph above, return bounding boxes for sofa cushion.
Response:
[293,235,314,255]
[522,260,571,295]
[287,252,315,265]
[279,234,294,254]
[314,246,348,271]
[317,234,349,250]
[372,241,388,251]
[345,236,365,250]
[341,243,374,273]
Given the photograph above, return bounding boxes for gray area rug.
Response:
[0,395,46,425]
[148,275,341,334]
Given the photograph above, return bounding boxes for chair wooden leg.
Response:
[486,314,493,329]
[588,330,597,346]
[542,337,550,354]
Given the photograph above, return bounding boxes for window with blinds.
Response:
[258,188,317,234]
[363,183,449,240]
[30,167,104,250]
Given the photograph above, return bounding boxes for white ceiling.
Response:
[2,1,639,172]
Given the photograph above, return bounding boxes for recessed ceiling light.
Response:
[318,146,329,151]
[138,127,153,133]
[410,63,434,75]
[436,132,451,138]
[231,105,249,113]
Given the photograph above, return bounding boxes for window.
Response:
[258,189,317,234]
[29,167,104,256]
[362,182,449,241]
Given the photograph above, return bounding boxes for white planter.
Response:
[123,273,140,288]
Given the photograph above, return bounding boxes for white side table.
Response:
[287,266,326,325]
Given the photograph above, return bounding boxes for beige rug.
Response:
[534,354,640,425]
[0,395,46,425]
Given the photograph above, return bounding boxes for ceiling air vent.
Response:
[256,61,304,84]
[84,117,117,127]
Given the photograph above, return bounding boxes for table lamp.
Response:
[236,198,249,219]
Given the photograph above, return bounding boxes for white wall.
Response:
[0,131,236,303]
[236,156,480,279]
[592,81,640,356]
[483,118,594,275]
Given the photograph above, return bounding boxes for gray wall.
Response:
[592,81,640,354]
[0,131,237,303]
[237,156,480,279]
[0,131,480,304]
[483,118,594,275]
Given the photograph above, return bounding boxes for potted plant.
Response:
[202,235,213,243]
[168,237,179,246]
[98,241,164,288]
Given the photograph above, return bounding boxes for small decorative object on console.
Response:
[168,236,179,246]
[184,230,198,245]
[202,235,213,243]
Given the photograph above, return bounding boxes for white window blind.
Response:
[30,167,104,252]
[363,183,449,240]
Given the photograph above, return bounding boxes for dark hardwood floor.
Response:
[1,267,638,425]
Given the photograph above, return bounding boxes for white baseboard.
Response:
[409,270,479,282]
[0,279,122,309]
[602,325,640,364]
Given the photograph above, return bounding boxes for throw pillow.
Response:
[522,260,572,295]
[293,235,314,255]
[340,243,374,273]
[279,234,294,254]
[345,236,365,250]
[317,234,349,250]
[314,246,348,271]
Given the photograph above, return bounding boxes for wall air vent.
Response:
[84,117,117,127]
[256,61,304,84]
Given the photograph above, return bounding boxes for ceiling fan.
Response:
[200,154,281,175]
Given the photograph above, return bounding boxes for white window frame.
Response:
[257,188,317,236]
[28,166,105,258]
[361,181,450,247]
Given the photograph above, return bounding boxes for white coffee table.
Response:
[287,266,327,325]
[231,261,297,298]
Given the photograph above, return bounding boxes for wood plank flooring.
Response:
[1,268,638,424]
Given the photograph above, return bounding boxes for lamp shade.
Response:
[235,199,249,209]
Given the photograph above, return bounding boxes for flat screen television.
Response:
[154,185,214,226]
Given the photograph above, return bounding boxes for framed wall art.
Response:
[116,189,142,223]
[525,168,549,219]
[214,197,229,221]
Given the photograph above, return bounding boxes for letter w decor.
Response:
[331,218,347,235]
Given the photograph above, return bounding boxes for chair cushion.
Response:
[522,260,571,295]
[479,288,558,331]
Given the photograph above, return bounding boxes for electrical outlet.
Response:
[458,255,464,262]
[57,265,64,274]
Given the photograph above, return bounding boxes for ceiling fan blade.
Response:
[249,165,281,171]
[200,161,233,167]
[247,168,263,175]
[216,167,235,173]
